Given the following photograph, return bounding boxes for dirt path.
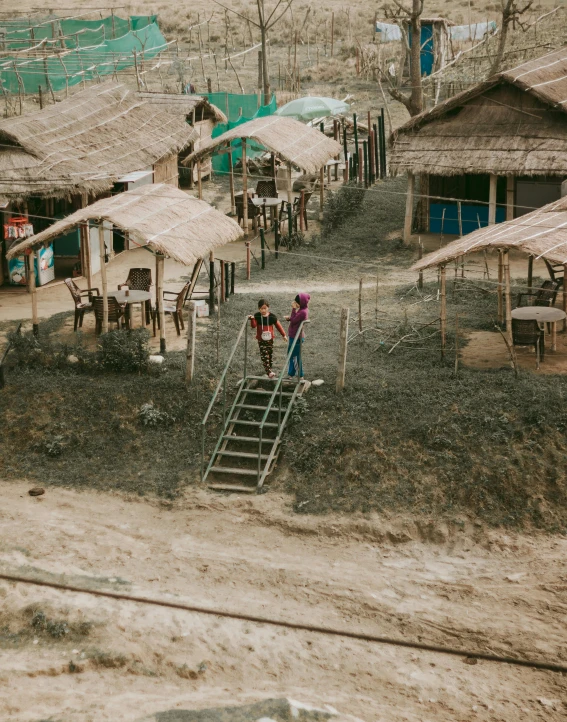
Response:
[0,480,565,721]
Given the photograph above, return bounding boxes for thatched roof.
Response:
[136,92,228,123]
[0,82,200,200]
[411,196,567,271]
[184,116,343,175]
[390,48,567,177]
[6,184,243,266]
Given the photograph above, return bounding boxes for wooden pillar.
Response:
[228,147,236,215]
[286,160,293,205]
[197,160,203,200]
[440,265,446,358]
[242,139,248,234]
[185,301,196,385]
[503,250,512,337]
[563,263,567,332]
[82,222,93,290]
[506,174,514,221]
[497,250,503,324]
[336,307,349,392]
[27,254,39,336]
[99,224,108,334]
[157,254,166,353]
[527,255,533,293]
[488,173,497,225]
[404,172,415,244]
[209,251,216,307]
[319,167,324,219]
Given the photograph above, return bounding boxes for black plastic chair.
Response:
[516,280,560,308]
[512,318,545,364]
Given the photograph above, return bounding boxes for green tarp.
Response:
[0,16,166,93]
[200,92,277,174]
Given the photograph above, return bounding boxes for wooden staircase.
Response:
[203,376,308,493]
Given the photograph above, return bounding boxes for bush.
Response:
[322,183,366,236]
[98,329,150,373]
[138,402,175,427]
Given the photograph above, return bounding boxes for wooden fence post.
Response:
[497,250,503,324]
[245,242,251,280]
[440,265,446,359]
[242,139,248,234]
[503,250,512,338]
[319,167,324,219]
[99,224,108,334]
[26,254,39,336]
[185,301,196,384]
[157,255,166,353]
[404,172,415,244]
[336,307,350,392]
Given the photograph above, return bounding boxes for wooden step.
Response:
[210,466,257,476]
[235,403,281,412]
[229,419,278,427]
[222,435,276,443]
[208,484,257,493]
[243,389,294,397]
[217,450,270,459]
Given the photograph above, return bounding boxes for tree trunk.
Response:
[408,0,423,116]
[257,0,271,106]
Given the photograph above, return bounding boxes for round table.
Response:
[109,290,152,329]
[251,196,280,227]
[511,306,566,351]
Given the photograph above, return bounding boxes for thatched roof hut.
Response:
[7,183,243,266]
[136,92,227,124]
[185,115,342,175]
[0,82,226,200]
[391,48,567,241]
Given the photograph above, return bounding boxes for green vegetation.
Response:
[1,176,566,530]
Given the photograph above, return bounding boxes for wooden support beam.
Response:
[440,265,446,358]
[242,139,248,234]
[527,255,533,293]
[404,172,415,244]
[157,254,166,353]
[99,224,108,334]
[488,173,497,225]
[197,160,203,200]
[336,307,349,392]
[228,148,235,216]
[563,263,567,332]
[27,254,39,336]
[286,160,293,205]
[185,301,196,385]
[497,250,503,324]
[319,167,324,219]
[506,174,514,221]
[503,250,512,338]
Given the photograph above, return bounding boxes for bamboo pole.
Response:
[336,307,349,392]
[287,161,293,205]
[404,172,415,244]
[497,250,504,324]
[563,263,567,332]
[242,139,248,234]
[506,174,514,221]
[96,224,108,334]
[220,260,225,302]
[157,255,166,353]
[503,250,512,338]
[209,252,215,308]
[358,278,363,334]
[488,173,497,225]
[299,190,305,232]
[197,160,203,199]
[246,242,251,280]
[440,265,447,358]
[418,238,423,289]
[228,147,235,215]
[27,254,39,336]
[454,313,459,376]
[330,12,334,56]
[319,167,325,219]
[185,301,196,385]
[527,255,533,293]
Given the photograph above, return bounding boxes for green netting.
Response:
[200,92,277,174]
[0,19,167,94]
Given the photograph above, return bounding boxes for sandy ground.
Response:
[0,480,566,721]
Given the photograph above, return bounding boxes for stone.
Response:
[149,355,164,365]
[67,354,79,364]
[28,487,45,496]
[311,379,325,387]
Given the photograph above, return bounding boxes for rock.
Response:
[463,656,478,665]
[67,354,79,364]
[537,698,558,709]
[311,379,325,387]
[149,355,164,365]
[28,487,45,496]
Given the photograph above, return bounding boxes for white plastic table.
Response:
[109,289,151,328]
[251,196,280,226]
[511,306,566,351]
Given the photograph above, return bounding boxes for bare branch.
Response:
[265,0,284,26]
[211,0,260,27]
[266,0,295,30]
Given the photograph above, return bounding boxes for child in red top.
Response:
[249,298,287,378]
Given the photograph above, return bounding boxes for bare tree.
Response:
[490,0,533,76]
[380,0,425,117]
[213,0,294,104]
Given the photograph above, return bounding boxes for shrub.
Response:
[322,183,366,235]
[138,402,175,427]
[98,329,150,373]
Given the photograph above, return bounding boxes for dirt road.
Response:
[0,480,565,721]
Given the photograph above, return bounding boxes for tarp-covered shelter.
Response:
[6,183,243,347]
[391,48,567,240]
[184,115,343,228]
